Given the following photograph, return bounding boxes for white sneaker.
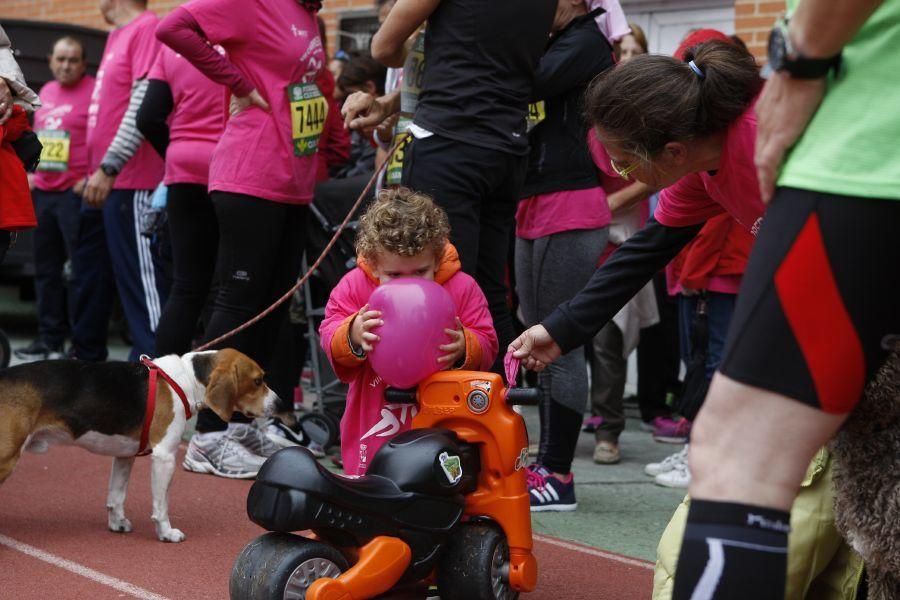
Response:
[644,445,688,477]
[227,422,282,458]
[182,432,266,479]
[654,462,691,488]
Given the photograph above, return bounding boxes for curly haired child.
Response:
[320,187,498,475]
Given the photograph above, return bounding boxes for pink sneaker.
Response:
[652,416,691,444]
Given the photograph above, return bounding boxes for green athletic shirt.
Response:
[779,0,900,200]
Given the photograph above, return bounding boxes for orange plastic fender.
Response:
[508,550,538,592]
[307,536,412,600]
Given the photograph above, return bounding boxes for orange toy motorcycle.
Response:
[230,370,540,600]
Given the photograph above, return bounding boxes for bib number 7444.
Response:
[288,82,329,157]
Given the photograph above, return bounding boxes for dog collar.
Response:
[138,356,192,456]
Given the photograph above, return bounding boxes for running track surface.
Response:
[0,447,653,599]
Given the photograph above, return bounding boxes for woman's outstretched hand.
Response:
[508,325,562,372]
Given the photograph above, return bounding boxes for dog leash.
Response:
[195,133,409,352]
[137,355,193,456]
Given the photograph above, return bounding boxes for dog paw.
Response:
[108,516,133,533]
[158,528,185,543]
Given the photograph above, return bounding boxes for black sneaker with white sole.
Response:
[14,340,64,362]
[264,417,327,458]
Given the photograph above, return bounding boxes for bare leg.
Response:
[150,451,185,542]
[107,457,135,533]
[688,373,848,510]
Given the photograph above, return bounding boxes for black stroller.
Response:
[290,174,376,452]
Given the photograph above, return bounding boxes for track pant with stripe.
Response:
[71,189,170,361]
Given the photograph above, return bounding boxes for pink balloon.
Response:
[367,278,457,389]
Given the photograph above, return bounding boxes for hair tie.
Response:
[688,60,705,79]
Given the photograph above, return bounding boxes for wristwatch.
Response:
[100,163,120,177]
[768,19,841,79]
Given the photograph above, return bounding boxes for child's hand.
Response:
[437,317,466,369]
[350,304,383,353]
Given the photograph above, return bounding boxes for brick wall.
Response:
[0,0,372,57]
[5,1,777,60]
[734,0,785,59]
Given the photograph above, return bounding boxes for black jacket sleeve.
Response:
[542,216,703,353]
[531,15,614,101]
[135,78,174,159]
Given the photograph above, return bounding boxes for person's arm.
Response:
[371,0,439,67]
[84,79,151,206]
[0,26,41,122]
[608,181,654,214]
[156,7,254,98]
[791,0,883,58]
[342,89,401,131]
[755,0,883,203]
[100,79,150,173]
[136,79,174,159]
[531,28,614,101]
[541,217,703,353]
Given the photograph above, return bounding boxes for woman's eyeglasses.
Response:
[610,156,640,180]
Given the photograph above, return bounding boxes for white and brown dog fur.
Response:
[0,348,278,543]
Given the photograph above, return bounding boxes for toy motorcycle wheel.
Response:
[437,522,519,600]
[230,532,349,600]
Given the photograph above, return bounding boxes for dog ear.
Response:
[204,360,238,422]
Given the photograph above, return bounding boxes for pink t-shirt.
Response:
[516,187,611,239]
[183,0,325,204]
[148,47,225,186]
[87,11,164,190]
[655,103,766,235]
[32,75,95,192]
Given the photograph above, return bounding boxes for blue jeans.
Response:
[678,292,737,380]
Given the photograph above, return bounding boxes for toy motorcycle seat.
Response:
[248,435,473,545]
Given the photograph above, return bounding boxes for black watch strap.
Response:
[769,20,842,79]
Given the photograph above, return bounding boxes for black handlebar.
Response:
[506,387,541,406]
[384,387,418,404]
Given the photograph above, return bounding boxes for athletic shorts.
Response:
[720,187,900,414]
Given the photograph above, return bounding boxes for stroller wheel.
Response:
[230,532,348,600]
[0,329,10,368]
[438,522,519,600]
[297,412,339,449]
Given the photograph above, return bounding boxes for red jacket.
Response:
[0,106,37,231]
[668,213,753,292]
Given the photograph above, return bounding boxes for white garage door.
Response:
[621,0,735,56]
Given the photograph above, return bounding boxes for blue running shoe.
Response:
[526,464,577,512]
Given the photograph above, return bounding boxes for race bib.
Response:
[288,82,328,157]
[526,101,546,133]
[36,129,71,172]
[384,118,412,187]
[400,31,426,116]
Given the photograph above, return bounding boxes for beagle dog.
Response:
[0,349,278,542]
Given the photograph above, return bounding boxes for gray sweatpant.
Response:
[515,227,609,414]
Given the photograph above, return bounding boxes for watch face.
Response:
[768,26,786,71]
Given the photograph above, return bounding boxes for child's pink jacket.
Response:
[320,243,498,475]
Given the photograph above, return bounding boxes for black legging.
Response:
[154,183,218,356]
[195,192,308,433]
[538,398,583,475]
